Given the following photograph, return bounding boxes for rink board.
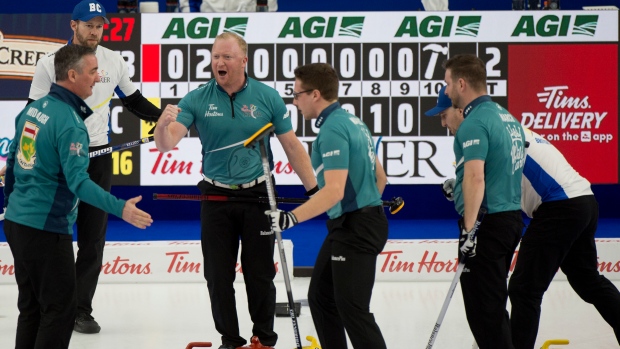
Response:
[2,239,620,284]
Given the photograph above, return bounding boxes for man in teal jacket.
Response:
[266,63,389,349]
[2,44,152,349]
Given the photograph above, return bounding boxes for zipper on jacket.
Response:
[230,93,236,118]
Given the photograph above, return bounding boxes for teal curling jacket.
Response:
[3,83,126,234]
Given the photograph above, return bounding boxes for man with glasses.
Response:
[266,62,389,349]
[292,89,314,99]
[154,32,316,349]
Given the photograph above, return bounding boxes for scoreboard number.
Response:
[112,151,133,175]
[195,49,212,79]
[116,50,136,78]
[485,47,501,78]
[103,17,135,42]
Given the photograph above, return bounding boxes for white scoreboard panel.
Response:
[1,11,616,186]
[131,11,617,186]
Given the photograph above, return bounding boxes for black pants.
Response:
[75,146,112,316]
[509,195,620,349]
[198,180,277,347]
[460,210,523,349]
[308,206,388,349]
[5,220,77,349]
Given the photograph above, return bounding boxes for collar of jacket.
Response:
[315,101,341,128]
[49,83,94,121]
[463,95,492,118]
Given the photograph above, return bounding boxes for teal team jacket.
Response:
[3,84,126,234]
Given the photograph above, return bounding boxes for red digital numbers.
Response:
[103,17,135,42]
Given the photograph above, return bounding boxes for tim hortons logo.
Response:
[0,260,15,275]
[100,256,151,275]
[598,257,620,273]
[378,250,459,273]
[521,85,607,131]
[167,251,201,273]
[513,252,620,273]
[150,147,196,175]
[165,251,281,274]
[0,31,64,80]
[274,160,294,174]
[537,85,590,110]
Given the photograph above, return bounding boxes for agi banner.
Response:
[0,11,618,185]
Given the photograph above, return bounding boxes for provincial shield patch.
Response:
[17,121,39,169]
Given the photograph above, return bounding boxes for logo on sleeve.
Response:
[322,150,341,158]
[462,139,480,148]
[17,121,39,170]
[70,142,85,157]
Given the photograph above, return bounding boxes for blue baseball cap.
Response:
[424,85,452,116]
[72,0,110,24]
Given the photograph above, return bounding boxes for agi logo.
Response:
[395,16,481,38]
[572,15,598,36]
[279,16,365,38]
[162,17,249,39]
[512,14,598,37]
[339,17,365,38]
[455,16,481,37]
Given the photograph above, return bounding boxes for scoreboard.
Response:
[0,11,618,186]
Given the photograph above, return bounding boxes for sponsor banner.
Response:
[139,136,456,186]
[379,239,620,282]
[140,137,203,186]
[508,44,618,183]
[0,12,617,185]
[0,31,64,79]
[0,240,294,284]
[141,11,617,44]
[3,239,620,283]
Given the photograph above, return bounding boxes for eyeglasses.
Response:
[292,89,314,100]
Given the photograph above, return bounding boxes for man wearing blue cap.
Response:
[428,83,620,348]
[424,85,465,201]
[424,85,463,136]
[27,0,163,334]
[426,54,526,349]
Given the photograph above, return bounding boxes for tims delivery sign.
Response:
[508,44,618,184]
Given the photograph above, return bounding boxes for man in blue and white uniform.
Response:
[508,128,620,348]
[427,87,620,349]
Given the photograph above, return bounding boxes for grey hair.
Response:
[54,44,96,81]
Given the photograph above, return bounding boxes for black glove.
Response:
[265,210,298,233]
[305,185,319,197]
[442,178,455,201]
[458,218,477,258]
